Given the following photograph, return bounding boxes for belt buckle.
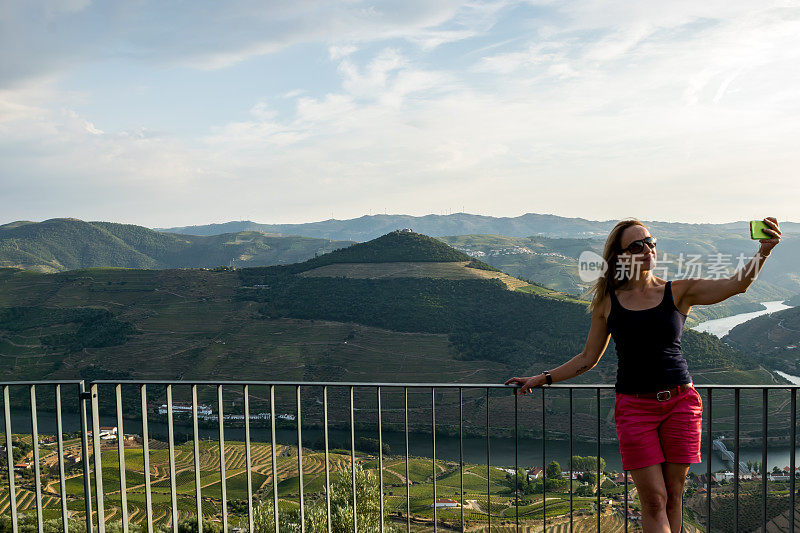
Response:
[656,390,672,402]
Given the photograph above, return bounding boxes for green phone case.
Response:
[750,220,771,239]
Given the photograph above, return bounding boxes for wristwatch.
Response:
[542,370,552,386]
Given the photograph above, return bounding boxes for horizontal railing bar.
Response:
[75,380,800,389]
[88,380,572,387]
[0,380,86,386]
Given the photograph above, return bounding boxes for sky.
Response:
[1,0,799,227]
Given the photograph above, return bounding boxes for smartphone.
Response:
[750,220,771,240]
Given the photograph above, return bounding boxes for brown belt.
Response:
[623,384,693,402]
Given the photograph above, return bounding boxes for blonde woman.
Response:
[505,217,781,533]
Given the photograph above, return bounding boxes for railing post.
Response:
[763,388,768,531]
[3,385,18,533]
[377,386,385,533]
[542,387,546,531]
[55,385,69,533]
[90,383,106,533]
[432,386,437,532]
[624,470,628,533]
[459,387,464,533]
[269,385,279,533]
[296,384,305,533]
[323,385,332,533]
[350,385,357,533]
[166,385,178,533]
[191,385,203,533]
[78,381,94,533]
[115,384,128,533]
[791,388,797,533]
[486,387,491,531]
[706,387,712,533]
[217,385,228,533]
[243,385,254,533]
[570,388,574,533]
[596,387,601,533]
[734,388,740,532]
[515,389,520,529]
[404,387,410,533]
[141,384,153,533]
[29,385,44,533]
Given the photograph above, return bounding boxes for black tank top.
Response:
[608,280,691,393]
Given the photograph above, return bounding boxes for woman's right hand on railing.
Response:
[504,373,546,396]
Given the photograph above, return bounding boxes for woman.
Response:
[504,217,782,533]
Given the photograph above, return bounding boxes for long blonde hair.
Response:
[585,218,647,313]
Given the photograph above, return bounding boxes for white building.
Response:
[431,498,460,508]
[158,403,213,416]
[714,472,735,482]
[99,427,118,440]
[527,467,544,480]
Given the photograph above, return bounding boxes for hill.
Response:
[275,229,491,271]
[724,306,800,375]
[0,218,353,272]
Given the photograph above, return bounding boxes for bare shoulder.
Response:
[670,278,691,300]
[596,291,612,322]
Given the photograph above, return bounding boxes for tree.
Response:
[747,460,764,475]
[547,461,562,479]
[508,468,531,494]
[170,518,220,533]
[571,455,606,473]
[252,463,399,533]
[582,471,598,486]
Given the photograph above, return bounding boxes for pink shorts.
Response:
[614,385,703,471]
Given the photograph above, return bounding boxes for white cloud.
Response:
[0,0,498,87]
[1,0,800,226]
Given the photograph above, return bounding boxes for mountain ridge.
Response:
[0,218,354,273]
[154,212,800,240]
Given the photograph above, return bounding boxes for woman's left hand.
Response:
[759,217,781,254]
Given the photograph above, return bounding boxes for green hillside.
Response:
[0,218,353,272]
[436,233,798,326]
[268,229,499,274]
[724,306,800,375]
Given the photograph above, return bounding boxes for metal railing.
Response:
[2,381,94,533]
[2,381,799,533]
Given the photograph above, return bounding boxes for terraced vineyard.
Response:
[2,434,626,530]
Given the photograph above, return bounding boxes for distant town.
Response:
[156,402,297,423]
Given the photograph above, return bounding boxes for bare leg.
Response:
[662,462,690,533]
[630,463,671,533]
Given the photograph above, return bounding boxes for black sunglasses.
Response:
[621,236,657,254]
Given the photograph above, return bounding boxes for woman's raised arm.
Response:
[674,217,781,308]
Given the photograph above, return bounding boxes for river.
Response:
[689,299,793,338]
